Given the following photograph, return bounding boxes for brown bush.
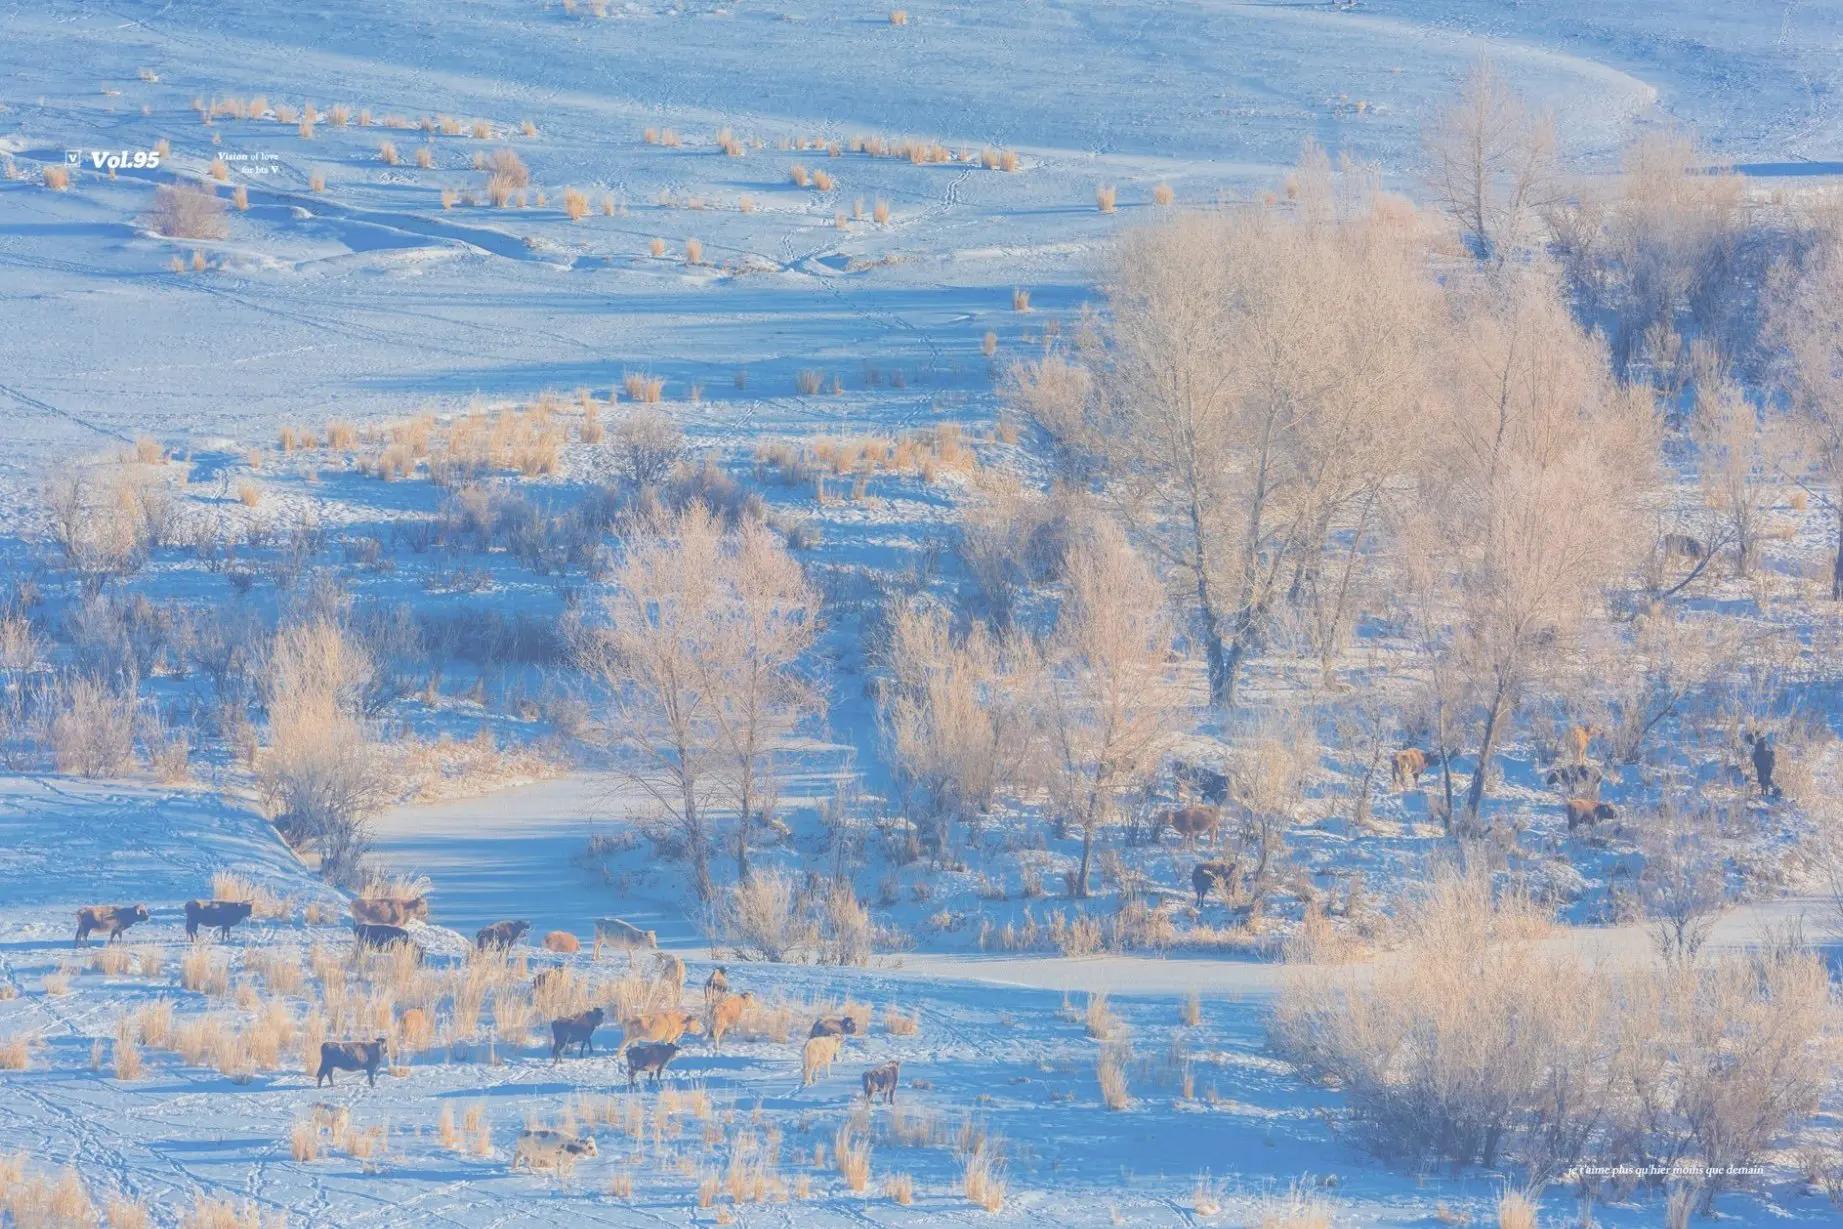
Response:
[150,183,228,239]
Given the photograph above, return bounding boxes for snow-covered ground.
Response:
[7,0,1843,1224]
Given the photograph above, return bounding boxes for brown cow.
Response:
[352,897,427,926]
[809,1015,859,1040]
[622,1010,704,1045]
[1565,798,1617,833]
[1390,749,1427,791]
[1157,805,1221,847]
[185,899,253,941]
[75,904,149,946]
[861,1061,900,1104]
[708,991,755,1048]
[704,966,729,1007]
[1191,861,1236,909]
[475,920,530,950]
[316,1037,387,1087]
[543,931,580,954]
[549,1007,605,1061]
[625,1041,679,1089]
[802,1035,843,1085]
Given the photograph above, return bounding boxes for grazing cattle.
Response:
[1156,805,1221,847]
[622,1010,704,1045]
[651,951,686,987]
[861,1061,900,1104]
[1390,749,1428,792]
[708,991,755,1048]
[475,920,530,951]
[185,899,254,942]
[543,931,580,955]
[1191,861,1236,909]
[809,1015,859,1040]
[1745,731,1779,798]
[1564,725,1595,766]
[1565,798,1617,833]
[74,904,149,946]
[549,1007,605,1061]
[1173,761,1230,805]
[802,1034,842,1086]
[625,1041,680,1088]
[352,923,422,959]
[704,966,729,1007]
[351,897,428,926]
[309,1103,351,1136]
[512,1130,597,1180]
[593,918,657,958]
[316,1037,387,1087]
[1663,533,1706,561]
[1544,763,1603,795]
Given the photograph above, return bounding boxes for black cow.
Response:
[1174,761,1230,805]
[353,923,422,960]
[75,904,150,946]
[184,899,254,941]
[809,1015,859,1040]
[475,919,531,951]
[1745,731,1780,798]
[549,1007,605,1061]
[316,1037,387,1087]
[1191,861,1236,909]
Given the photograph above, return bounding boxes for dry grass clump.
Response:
[884,1004,919,1035]
[1096,1042,1131,1110]
[1096,184,1117,213]
[179,1194,277,1229]
[884,1172,915,1203]
[0,1157,95,1227]
[1495,1190,1536,1229]
[43,165,71,190]
[211,871,289,919]
[1257,1181,1332,1229]
[308,172,325,192]
[377,141,398,165]
[1011,287,1030,312]
[960,1137,1006,1212]
[1083,989,1119,1039]
[0,1034,34,1070]
[181,945,231,996]
[685,238,702,265]
[149,182,228,240]
[106,1193,152,1228]
[113,1018,144,1080]
[1153,182,1175,206]
[834,1122,871,1192]
[562,187,589,221]
[209,157,230,181]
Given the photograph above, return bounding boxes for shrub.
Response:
[716,871,815,961]
[1096,184,1116,213]
[43,165,70,190]
[685,237,702,264]
[378,141,398,165]
[149,183,228,239]
[608,406,682,485]
[52,677,135,777]
[1273,870,1833,1193]
[562,187,588,220]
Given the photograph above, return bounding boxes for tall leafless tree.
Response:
[1012,154,1433,708]
[1423,59,1557,262]
[1765,234,1843,597]
[1039,525,1185,897]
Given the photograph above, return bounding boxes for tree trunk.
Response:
[682,773,712,901]
[1465,683,1510,822]
[1833,495,1843,600]
[1076,822,1095,900]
